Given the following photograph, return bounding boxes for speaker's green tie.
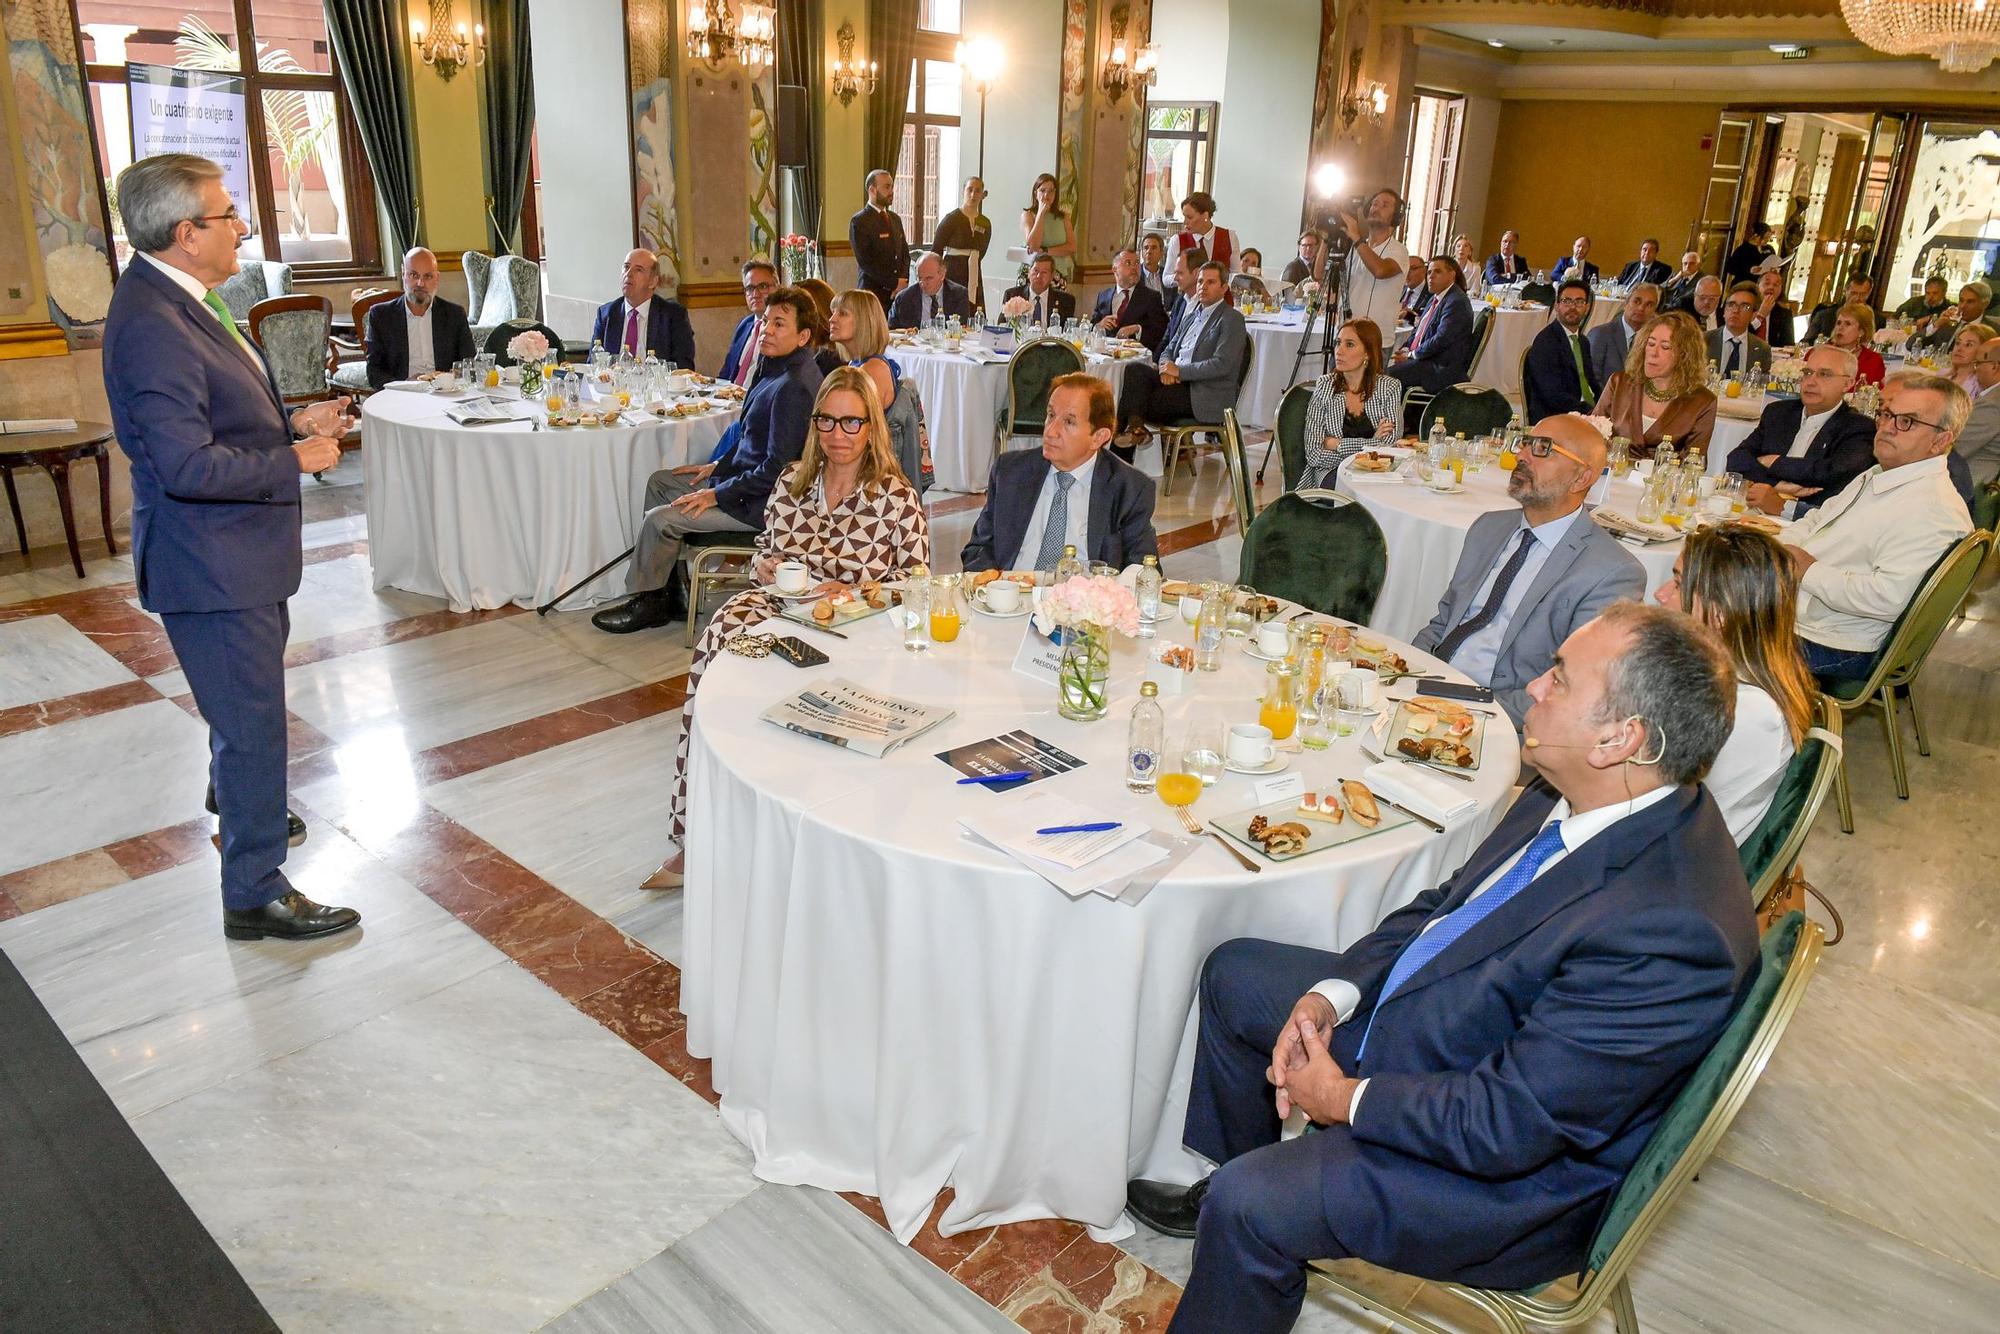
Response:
[1569,334,1595,406]
[201,289,253,354]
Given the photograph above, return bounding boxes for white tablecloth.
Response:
[893,343,1142,493]
[1708,394,1765,473]
[1338,461,1682,643]
[362,388,736,611]
[681,604,1519,1243]
[1240,313,1320,429]
[1467,306,1553,398]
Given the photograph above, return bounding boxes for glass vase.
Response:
[520,360,544,397]
[1056,623,1111,721]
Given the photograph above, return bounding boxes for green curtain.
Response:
[479,0,536,253]
[865,0,919,183]
[324,0,421,257]
[778,0,823,242]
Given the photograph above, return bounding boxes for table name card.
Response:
[1250,771,1306,806]
[1011,621,1065,686]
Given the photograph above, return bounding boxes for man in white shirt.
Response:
[1727,345,1878,517]
[1336,188,1411,341]
[1706,282,1771,377]
[1139,233,1168,298]
[364,246,476,388]
[1785,374,1975,678]
[1129,602,1755,1334]
[1952,337,2000,487]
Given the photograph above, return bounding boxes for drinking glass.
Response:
[1196,583,1229,670]
[1726,472,1748,515]
[1224,582,1257,639]
[1183,718,1225,787]
[928,575,962,642]
[1179,593,1203,628]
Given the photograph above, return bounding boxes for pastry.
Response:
[810,600,835,624]
[969,569,1003,590]
[1734,513,1782,535]
[1401,703,1438,737]
[861,582,887,609]
[1261,821,1312,855]
[1351,451,1395,473]
[1342,779,1380,827]
[1160,580,1197,600]
[1247,814,1272,841]
[1159,645,1195,671]
[1296,793,1344,825]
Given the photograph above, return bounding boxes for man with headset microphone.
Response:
[1335,188,1412,342]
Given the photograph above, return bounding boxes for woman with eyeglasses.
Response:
[1653,523,1817,843]
[1596,310,1718,459]
[828,287,932,492]
[1300,317,1400,488]
[1826,302,1886,385]
[647,367,931,890]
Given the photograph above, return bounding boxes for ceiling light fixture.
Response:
[1840,0,2000,73]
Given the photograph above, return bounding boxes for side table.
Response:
[0,421,119,579]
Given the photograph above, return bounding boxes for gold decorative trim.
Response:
[0,323,70,359]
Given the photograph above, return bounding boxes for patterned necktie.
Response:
[1412,293,1440,350]
[1035,471,1077,572]
[1356,820,1566,1062]
[1434,529,1537,662]
[624,306,641,357]
[1569,335,1594,406]
[924,292,934,325]
[201,288,253,355]
[1725,338,1741,376]
[1113,288,1129,325]
[735,319,760,387]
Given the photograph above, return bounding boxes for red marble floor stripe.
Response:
[0,678,162,739]
[410,676,690,785]
[283,603,527,669]
[0,888,20,922]
[103,818,218,879]
[1156,514,1236,557]
[299,539,369,566]
[59,600,181,677]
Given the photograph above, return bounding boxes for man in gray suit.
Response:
[1414,415,1647,725]
[1117,260,1247,438]
[1708,283,1772,377]
[1585,283,1659,383]
[1954,336,2000,487]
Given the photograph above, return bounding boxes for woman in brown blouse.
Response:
[1596,310,1717,460]
[645,367,932,888]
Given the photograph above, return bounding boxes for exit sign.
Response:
[1781,46,1812,60]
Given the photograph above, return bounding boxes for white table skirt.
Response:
[894,345,1141,493]
[362,388,736,612]
[1708,397,1763,473]
[1239,314,1321,429]
[1467,306,1554,399]
[681,604,1518,1244]
[1339,461,1683,643]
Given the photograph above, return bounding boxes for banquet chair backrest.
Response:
[485,319,566,364]
[1239,491,1388,624]
[350,289,399,351]
[1417,384,1512,439]
[1221,409,1257,531]
[462,250,493,319]
[1274,382,1314,493]
[1467,306,1494,370]
[885,377,930,493]
[1737,696,1842,906]
[484,255,543,327]
[1519,343,1552,424]
[213,259,295,321]
[1520,281,1555,306]
[1001,337,1086,439]
[247,294,334,403]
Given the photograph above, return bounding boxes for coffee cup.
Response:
[983,579,1022,613]
[432,374,459,392]
[774,560,809,595]
[1427,468,1456,492]
[1254,621,1290,657]
[1338,667,1380,712]
[1226,723,1276,768]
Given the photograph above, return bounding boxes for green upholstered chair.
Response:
[1219,409,1258,534]
[1271,381,1314,493]
[1308,911,1825,1334]
[1973,482,2000,538]
[1737,696,1843,908]
[1151,337,1256,497]
[1815,529,1993,832]
[1519,281,1555,306]
[1418,383,1514,440]
[247,295,335,404]
[996,337,1085,446]
[484,318,566,364]
[1467,306,1495,372]
[1239,491,1388,624]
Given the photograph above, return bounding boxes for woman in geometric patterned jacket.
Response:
[646,365,932,888]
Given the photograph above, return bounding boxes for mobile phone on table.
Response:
[771,636,830,668]
[1411,677,1495,704]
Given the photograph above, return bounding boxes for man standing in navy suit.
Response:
[102,153,360,941]
[590,247,696,367]
[1128,602,1757,1333]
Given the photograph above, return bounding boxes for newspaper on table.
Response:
[760,677,956,758]
[444,396,537,427]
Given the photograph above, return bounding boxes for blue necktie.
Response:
[1355,821,1566,1062]
[1035,471,1077,571]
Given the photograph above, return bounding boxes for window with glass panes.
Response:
[1142,103,1216,224]
[78,0,379,274]
[896,3,962,247]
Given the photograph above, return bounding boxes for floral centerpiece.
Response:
[507,328,552,395]
[1033,574,1140,721]
[1001,294,1034,338]
[777,234,823,284]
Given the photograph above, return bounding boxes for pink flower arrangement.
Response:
[1002,295,1033,319]
[506,328,551,363]
[1033,574,1140,639]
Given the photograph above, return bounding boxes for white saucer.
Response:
[971,593,1030,618]
[772,587,822,602]
[1242,643,1292,663]
[1224,753,1291,776]
[1410,481,1464,494]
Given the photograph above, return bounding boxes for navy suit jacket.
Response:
[590,296,696,368]
[887,279,974,329]
[1551,257,1600,287]
[1521,320,1602,422]
[719,313,758,382]
[1308,779,1757,1288]
[1401,285,1476,382]
[1090,282,1170,354]
[1724,400,1878,511]
[1483,253,1530,286]
[1002,283,1077,324]
[364,295,476,388]
[102,257,303,614]
[709,345,824,527]
[959,448,1159,572]
[1615,259,1671,287]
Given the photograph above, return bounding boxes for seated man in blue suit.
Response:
[1550,235,1600,288]
[1128,600,1757,1334]
[1090,245,1170,354]
[1482,228,1529,287]
[887,251,975,329]
[1727,345,1878,517]
[1383,256,1476,399]
[1614,238,1672,288]
[961,374,1158,572]
[719,259,779,386]
[590,247,696,367]
[365,246,476,387]
[1413,415,1646,724]
[1521,279,1601,419]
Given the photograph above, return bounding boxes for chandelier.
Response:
[1840,0,2000,74]
[687,1,775,71]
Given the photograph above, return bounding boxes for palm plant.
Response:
[174,17,333,239]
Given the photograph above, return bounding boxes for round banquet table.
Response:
[1240,312,1320,429]
[892,341,1144,493]
[1337,456,1686,643]
[1466,305,1554,399]
[362,387,736,611]
[680,600,1521,1243]
[1707,392,1767,473]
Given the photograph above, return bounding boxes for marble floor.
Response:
[2,440,1996,1333]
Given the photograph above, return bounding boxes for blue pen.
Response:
[958,769,1035,784]
[1035,821,1121,835]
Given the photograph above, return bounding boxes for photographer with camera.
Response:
[1335,188,1411,344]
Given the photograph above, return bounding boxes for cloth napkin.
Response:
[383,380,432,392]
[1362,760,1482,825]
[0,418,79,434]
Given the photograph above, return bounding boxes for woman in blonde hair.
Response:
[1654,522,1818,843]
[1825,301,1886,385]
[1596,309,1717,458]
[828,287,931,490]
[646,366,931,889]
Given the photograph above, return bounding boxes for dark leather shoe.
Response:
[1127,1175,1208,1238]
[591,590,676,634]
[223,891,361,941]
[205,784,309,846]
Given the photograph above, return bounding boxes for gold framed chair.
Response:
[1738,696,1843,912]
[1307,911,1825,1334]
[1148,337,1256,497]
[681,533,760,647]
[1219,408,1258,534]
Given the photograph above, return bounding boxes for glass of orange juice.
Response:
[928,575,961,642]
[1157,769,1202,808]
[1259,663,1298,741]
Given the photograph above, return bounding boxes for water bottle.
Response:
[1427,416,1449,467]
[1055,543,1085,585]
[1135,555,1162,637]
[1125,681,1164,793]
[590,340,609,374]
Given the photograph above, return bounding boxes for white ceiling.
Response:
[1429,22,1857,54]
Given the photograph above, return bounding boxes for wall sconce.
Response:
[1099,5,1157,105]
[1334,49,1388,137]
[687,1,775,71]
[410,1,485,82]
[831,20,878,106]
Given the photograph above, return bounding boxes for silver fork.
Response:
[1175,804,1261,873]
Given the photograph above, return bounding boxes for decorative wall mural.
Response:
[748,73,777,259]
[1056,0,1089,226]
[632,78,683,279]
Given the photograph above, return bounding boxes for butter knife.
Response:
[1381,797,1445,833]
